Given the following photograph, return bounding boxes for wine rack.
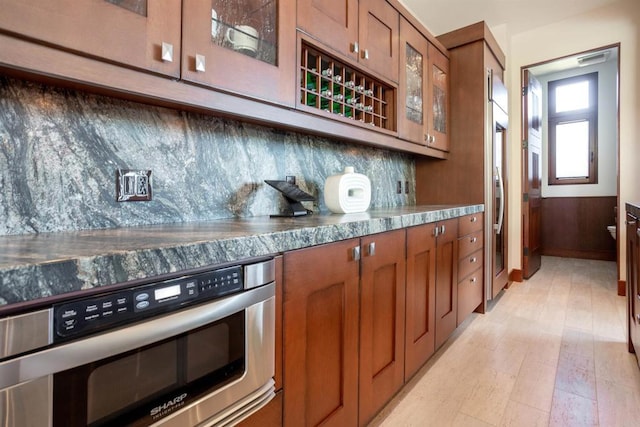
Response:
[300,43,395,131]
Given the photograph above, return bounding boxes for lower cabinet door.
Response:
[359,230,406,426]
[405,223,437,380]
[435,218,459,349]
[283,238,360,427]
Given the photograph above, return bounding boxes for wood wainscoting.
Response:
[541,196,617,261]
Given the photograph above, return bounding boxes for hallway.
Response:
[370,257,640,426]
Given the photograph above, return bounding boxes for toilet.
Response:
[607,225,616,240]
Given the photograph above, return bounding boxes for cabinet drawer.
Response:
[458,230,483,259]
[458,249,482,281]
[457,268,483,325]
[459,213,483,236]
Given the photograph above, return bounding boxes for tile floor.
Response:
[370,256,640,426]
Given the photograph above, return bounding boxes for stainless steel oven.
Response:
[0,257,276,427]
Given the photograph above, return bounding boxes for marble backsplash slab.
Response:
[0,76,414,235]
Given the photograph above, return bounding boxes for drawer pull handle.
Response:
[195,54,206,72]
[161,42,174,62]
[351,246,361,261]
[440,225,446,235]
[367,242,376,257]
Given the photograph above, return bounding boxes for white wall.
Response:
[535,59,618,198]
[502,0,640,280]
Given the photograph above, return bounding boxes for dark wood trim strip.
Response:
[618,280,626,297]
[509,269,523,283]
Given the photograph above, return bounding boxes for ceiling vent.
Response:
[577,51,610,67]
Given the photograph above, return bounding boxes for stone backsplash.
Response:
[0,76,415,235]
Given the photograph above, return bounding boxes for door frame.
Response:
[520,43,621,281]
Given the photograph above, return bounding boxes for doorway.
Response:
[521,45,620,279]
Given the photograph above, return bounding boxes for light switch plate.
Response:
[116,169,152,202]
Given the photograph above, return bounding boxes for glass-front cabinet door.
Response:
[0,0,181,77]
[182,0,296,106]
[398,18,428,145]
[427,43,450,152]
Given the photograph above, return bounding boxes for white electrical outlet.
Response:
[116,170,152,202]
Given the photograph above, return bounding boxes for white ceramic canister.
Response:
[324,167,371,213]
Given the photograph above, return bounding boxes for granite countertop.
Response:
[0,204,483,309]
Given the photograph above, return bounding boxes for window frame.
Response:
[547,72,598,185]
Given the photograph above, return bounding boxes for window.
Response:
[548,72,598,185]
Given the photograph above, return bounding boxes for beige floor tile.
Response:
[451,412,494,427]
[554,350,597,400]
[499,400,550,427]
[597,376,640,427]
[458,368,517,425]
[510,358,557,412]
[549,389,598,426]
[594,337,640,392]
[524,330,562,367]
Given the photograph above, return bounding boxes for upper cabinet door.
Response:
[181,0,296,107]
[427,43,450,151]
[398,17,428,144]
[0,0,181,78]
[358,0,399,83]
[297,0,398,83]
[297,0,359,62]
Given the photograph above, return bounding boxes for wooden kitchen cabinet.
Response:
[283,238,360,427]
[434,218,459,349]
[359,230,406,426]
[297,0,399,83]
[0,0,181,78]
[405,222,437,380]
[626,207,640,364]
[398,17,449,150]
[181,0,296,106]
[283,229,405,427]
[457,213,484,324]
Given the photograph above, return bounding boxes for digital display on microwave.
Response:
[155,284,181,301]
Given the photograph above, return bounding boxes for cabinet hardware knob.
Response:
[161,42,174,62]
[424,134,429,142]
[352,246,361,261]
[440,225,446,235]
[351,41,359,53]
[433,227,439,237]
[470,257,477,263]
[430,135,436,143]
[367,242,376,256]
[470,237,477,243]
[470,277,477,283]
[470,216,477,223]
[195,54,206,72]
[361,49,369,60]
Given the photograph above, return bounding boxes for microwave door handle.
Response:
[495,166,504,234]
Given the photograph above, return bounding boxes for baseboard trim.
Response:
[509,269,523,283]
[618,280,626,297]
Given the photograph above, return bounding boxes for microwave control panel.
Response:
[53,265,243,341]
